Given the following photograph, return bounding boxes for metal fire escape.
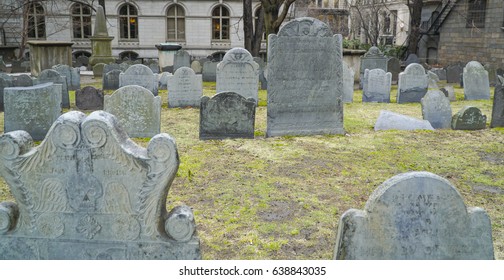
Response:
[420,0,460,35]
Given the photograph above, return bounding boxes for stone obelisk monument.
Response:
[89,6,115,66]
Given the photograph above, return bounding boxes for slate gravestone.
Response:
[484,64,496,86]
[202,61,218,82]
[404,53,419,66]
[216,48,259,103]
[267,17,344,137]
[254,57,268,90]
[0,110,201,259]
[343,61,355,103]
[76,55,89,68]
[36,69,70,108]
[104,85,161,138]
[374,110,434,131]
[440,85,456,101]
[397,63,428,103]
[427,71,439,88]
[362,69,391,103]
[13,74,33,87]
[496,68,504,82]
[167,67,202,108]
[0,73,13,86]
[463,61,490,100]
[491,76,504,128]
[360,46,388,88]
[446,63,463,83]
[158,72,173,90]
[75,86,104,110]
[334,171,494,260]
[387,57,401,83]
[451,106,486,130]
[200,92,256,139]
[93,63,106,78]
[52,64,80,90]
[103,63,122,76]
[119,64,159,96]
[3,82,62,140]
[173,50,191,73]
[102,69,122,90]
[191,61,202,74]
[149,62,160,74]
[431,68,447,80]
[0,77,10,111]
[421,90,452,129]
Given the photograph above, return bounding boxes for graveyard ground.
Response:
[0,78,503,260]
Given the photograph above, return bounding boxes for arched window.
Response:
[119,4,138,39]
[27,3,45,39]
[212,5,230,40]
[167,5,185,41]
[466,0,486,28]
[71,4,92,39]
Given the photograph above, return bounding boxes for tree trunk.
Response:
[407,0,423,55]
[251,7,264,57]
[243,0,253,53]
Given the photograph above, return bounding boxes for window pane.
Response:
[177,18,185,39]
[120,5,128,15]
[128,5,137,15]
[221,18,229,39]
[120,17,128,38]
[167,6,175,17]
[212,18,220,39]
[130,17,137,39]
[167,18,175,39]
[73,16,82,38]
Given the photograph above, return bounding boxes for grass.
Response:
[1,77,504,260]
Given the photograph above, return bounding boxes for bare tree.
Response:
[243,0,264,57]
[406,0,423,55]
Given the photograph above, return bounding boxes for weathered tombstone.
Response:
[52,64,80,90]
[374,110,434,131]
[362,68,391,103]
[451,106,486,130]
[427,71,440,88]
[3,82,62,140]
[484,64,496,86]
[254,57,268,90]
[0,77,10,111]
[404,53,420,66]
[173,50,191,73]
[216,48,259,103]
[421,90,452,129]
[190,60,202,74]
[119,62,130,72]
[446,63,463,83]
[36,69,70,108]
[490,76,504,128]
[387,57,401,83]
[158,72,173,90]
[359,46,388,88]
[0,73,13,85]
[343,61,355,103]
[496,68,504,82]
[0,110,201,259]
[200,92,256,139]
[431,67,447,81]
[12,74,34,87]
[76,55,89,68]
[93,63,106,78]
[202,61,218,82]
[397,63,428,103]
[103,63,122,76]
[102,69,122,90]
[463,61,490,100]
[75,86,104,110]
[334,171,494,260]
[167,67,202,108]
[440,85,456,101]
[267,17,344,137]
[104,85,161,138]
[119,64,159,96]
[149,62,160,74]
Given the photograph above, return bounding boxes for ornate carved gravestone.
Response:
[52,64,80,90]
[451,106,487,130]
[167,67,202,108]
[362,68,391,103]
[35,69,70,108]
[397,63,428,103]
[421,90,452,129]
[490,75,504,128]
[76,86,104,110]
[0,110,201,259]
[463,61,490,100]
[334,172,494,260]
[119,64,159,96]
[359,46,388,88]
[343,61,355,103]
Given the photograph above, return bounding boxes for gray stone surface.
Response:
[343,61,355,103]
[0,77,8,111]
[103,63,123,76]
[431,68,447,80]
[102,69,121,90]
[216,48,259,103]
[13,74,33,87]
[374,110,434,131]
[362,68,391,103]
[173,50,191,73]
[200,92,256,139]
[267,17,344,137]
[35,69,70,108]
[75,86,104,110]
[427,71,439,88]
[158,72,173,90]
[0,110,200,259]
[463,61,490,100]
[387,57,401,83]
[446,63,463,83]
[397,63,428,103]
[0,73,13,86]
[404,53,419,66]
[167,67,202,108]
[93,63,106,78]
[119,64,159,96]
[491,76,504,128]
[52,64,80,90]
[334,171,494,260]
[359,46,388,88]
[484,64,496,86]
[254,57,268,90]
[440,85,456,101]
[451,106,486,130]
[3,82,62,140]
[191,61,202,74]
[104,85,161,138]
[202,61,218,82]
[421,90,452,129]
[149,62,160,74]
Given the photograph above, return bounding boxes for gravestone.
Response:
[119,64,159,96]
[190,61,202,74]
[76,55,89,68]
[404,53,419,66]
[36,69,70,108]
[446,63,463,83]
[216,48,259,103]
[13,74,33,87]
[52,64,80,90]
[104,85,161,138]
[343,61,355,103]
[431,68,446,80]
[387,57,401,83]
[421,90,452,129]
[158,72,173,90]
[202,61,218,82]
[0,77,9,111]
[3,82,62,140]
[167,67,202,108]
[334,171,494,260]
[451,106,486,130]
[0,110,201,259]
[484,64,496,86]
[254,57,268,90]
[397,63,428,103]
[267,17,344,137]
[75,86,104,110]
[103,63,122,76]
[93,63,106,78]
[490,76,504,128]
[427,71,439,88]
[463,61,490,100]
[374,110,434,131]
[0,73,13,86]
[102,69,121,90]
[359,46,388,88]
[149,62,160,74]
[173,50,191,73]
[200,92,256,139]
[362,69,391,103]
[440,85,456,101]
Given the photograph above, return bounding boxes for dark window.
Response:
[71,4,92,39]
[466,0,486,28]
[212,5,230,40]
[27,3,45,39]
[119,4,138,39]
[167,5,185,41]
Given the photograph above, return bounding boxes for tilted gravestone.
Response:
[173,50,191,73]
[104,85,161,138]
[359,46,388,88]
[362,68,391,103]
[200,92,256,140]
[3,82,62,141]
[102,69,122,90]
[0,110,201,259]
[374,110,434,131]
[343,61,355,103]
[446,63,463,83]
[75,86,104,110]
[397,63,428,103]
[490,76,504,128]
[35,69,70,108]
[451,106,486,130]
[387,57,401,83]
[334,171,494,259]
[167,67,202,108]
[216,48,259,103]
[12,74,34,87]
[267,17,344,137]
[202,61,218,82]
[52,64,80,90]
[463,61,490,100]
[421,90,452,129]
[119,64,159,96]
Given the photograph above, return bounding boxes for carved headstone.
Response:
[362,69,391,103]
[343,61,355,103]
[52,64,80,90]
[158,72,173,90]
[36,69,70,108]
[202,61,218,82]
[173,50,191,73]
[119,64,159,96]
[13,74,34,87]
[93,63,106,78]
[421,90,452,129]
[451,106,486,130]
[102,69,122,90]
[75,86,104,110]
[374,110,434,131]
[397,63,428,103]
[463,61,490,100]
[267,17,344,137]
[167,67,202,108]
[359,46,388,88]
[446,63,463,83]
[0,110,200,259]
[200,92,256,139]
[387,57,401,83]
[490,76,504,128]
[334,172,494,259]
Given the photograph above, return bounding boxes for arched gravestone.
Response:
[75,86,104,110]
[173,50,191,73]
[334,172,494,260]
[342,61,355,103]
[421,90,452,129]
[102,69,122,90]
[119,64,158,96]
[397,63,428,103]
[451,106,486,130]
[362,68,391,103]
[52,64,80,90]
[490,75,504,128]
[0,111,201,259]
[167,67,202,108]
[359,46,388,88]
[36,69,70,108]
[463,61,490,100]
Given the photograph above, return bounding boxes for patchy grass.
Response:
[0,79,503,260]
